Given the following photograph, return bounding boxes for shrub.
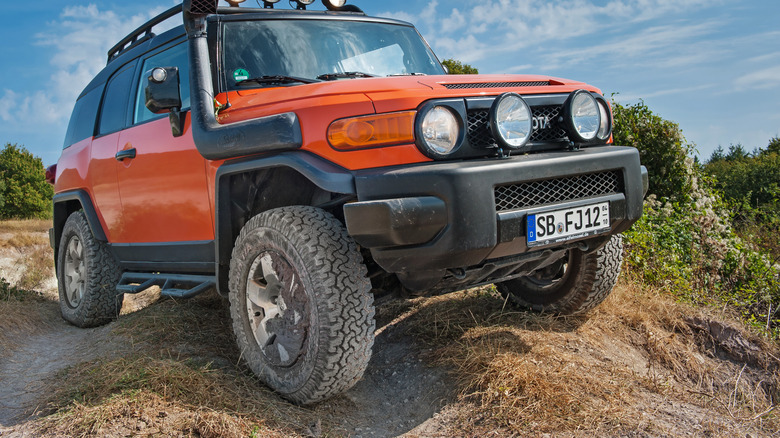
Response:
[613,102,780,336]
[611,100,694,201]
[0,143,53,219]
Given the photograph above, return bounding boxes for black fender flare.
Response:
[213,151,356,294]
[52,190,108,269]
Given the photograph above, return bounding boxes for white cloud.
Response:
[613,84,716,102]
[390,0,727,67]
[0,4,173,127]
[735,65,780,91]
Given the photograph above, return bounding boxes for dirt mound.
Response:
[1,225,778,436]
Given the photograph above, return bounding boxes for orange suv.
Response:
[50,0,647,404]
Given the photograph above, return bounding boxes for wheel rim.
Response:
[245,251,309,367]
[63,235,86,308]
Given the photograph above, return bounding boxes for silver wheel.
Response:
[229,206,374,404]
[246,251,308,368]
[63,235,86,308]
[57,211,123,327]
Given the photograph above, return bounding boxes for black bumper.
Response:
[344,145,646,275]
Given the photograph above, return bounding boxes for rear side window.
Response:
[134,41,190,124]
[63,86,103,148]
[98,66,135,136]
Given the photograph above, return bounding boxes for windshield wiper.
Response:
[317,71,379,81]
[236,75,319,86]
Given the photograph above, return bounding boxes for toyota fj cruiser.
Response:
[49,0,648,404]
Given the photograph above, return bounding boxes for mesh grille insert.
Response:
[494,171,623,212]
[190,0,218,14]
[444,81,549,90]
[467,106,569,148]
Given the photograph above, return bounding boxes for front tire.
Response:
[57,211,124,327]
[497,235,623,315]
[228,206,374,405]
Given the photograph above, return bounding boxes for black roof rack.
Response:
[107,4,183,64]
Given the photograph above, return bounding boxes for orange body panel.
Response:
[55,73,603,245]
[114,115,214,243]
[216,74,600,170]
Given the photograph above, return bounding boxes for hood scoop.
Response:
[442,81,550,90]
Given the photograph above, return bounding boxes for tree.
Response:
[765,136,780,155]
[708,146,725,163]
[441,59,478,74]
[611,100,694,200]
[0,143,53,219]
[725,143,749,162]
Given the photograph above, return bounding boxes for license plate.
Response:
[527,202,610,247]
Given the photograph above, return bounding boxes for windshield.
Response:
[221,19,444,89]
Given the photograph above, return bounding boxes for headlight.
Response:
[564,90,601,143]
[489,93,532,151]
[595,98,612,141]
[419,106,460,157]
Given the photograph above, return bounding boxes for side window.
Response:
[63,85,103,148]
[134,41,191,124]
[98,66,135,136]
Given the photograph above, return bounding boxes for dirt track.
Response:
[1,234,779,437]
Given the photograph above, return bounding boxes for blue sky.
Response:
[1,0,778,166]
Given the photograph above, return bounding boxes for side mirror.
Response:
[145,67,185,137]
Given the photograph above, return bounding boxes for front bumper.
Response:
[344,145,646,278]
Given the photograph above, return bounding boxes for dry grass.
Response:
[4,216,778,436]
[31,391,286,438]
[15,245,54,290]
[0,292,57,353]
[34,293,324,437]
[0,219,51,234]
[400,283,780,436]
[1,232,49,248]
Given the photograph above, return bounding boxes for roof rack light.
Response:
[322,0,362,12]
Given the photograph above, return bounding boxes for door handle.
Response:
[115,148,136,161]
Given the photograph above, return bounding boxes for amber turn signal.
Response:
[328,111,416,151]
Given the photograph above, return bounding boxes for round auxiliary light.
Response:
[489,93,533,150]
[564,90,601,142]
[420,106,460,158]
[297,0,315,4]
[595,98,612,141]
[150,67,168,83]
[322,0,347,8]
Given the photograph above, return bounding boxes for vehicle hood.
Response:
[219,74,602,121]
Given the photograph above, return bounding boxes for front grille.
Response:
[444,81,549,90]
[467,106,568,149]
[494,171,623,212]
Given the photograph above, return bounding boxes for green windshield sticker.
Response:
[233,68,249,82]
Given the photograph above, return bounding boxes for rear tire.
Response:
[497,235,623,315]
[57,211,124,327]
[228,206,374,405]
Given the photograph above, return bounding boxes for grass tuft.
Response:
[0,219,51,234]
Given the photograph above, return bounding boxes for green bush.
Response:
[611,100,694,201]
[0,143,53,219]
[613,102,780,336]
[705,143,780,223]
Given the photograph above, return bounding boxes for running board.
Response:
[117,273,216,299]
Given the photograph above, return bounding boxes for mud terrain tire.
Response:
[228,206,374,405]
[57,211,124,327]
[497,234,623,315]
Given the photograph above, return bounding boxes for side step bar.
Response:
[117,272,216,299]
